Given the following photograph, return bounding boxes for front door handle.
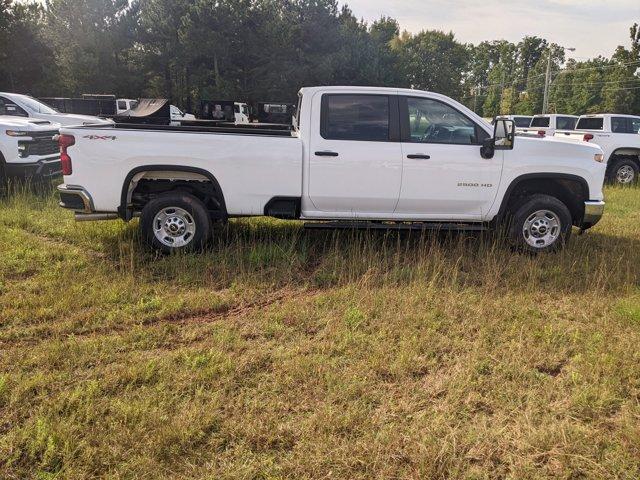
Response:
[315,151,339,157]
[407,154,431,159]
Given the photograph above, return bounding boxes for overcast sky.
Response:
[341,0,639,59]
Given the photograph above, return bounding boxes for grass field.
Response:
[1,185,639,479]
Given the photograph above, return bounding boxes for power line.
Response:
[474,59,640,92]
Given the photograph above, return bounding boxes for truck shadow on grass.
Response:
[104,219,640,296]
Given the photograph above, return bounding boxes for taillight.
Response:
[537,130,546,137]
[583,134,594,142]
[58,134,75,175]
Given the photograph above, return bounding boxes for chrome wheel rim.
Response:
[153,207,196,248]
[522,209,561,248]
[616,165,635,184]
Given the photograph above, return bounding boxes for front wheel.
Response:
[609,158,639,186]
[508,194,572,253]
[140,192,211,253]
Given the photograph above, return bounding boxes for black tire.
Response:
[508,194,572,253]
[0,155,7,197]
[608,157,639,186]
[140,192,211,253]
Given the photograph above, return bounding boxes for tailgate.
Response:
[554,130,589,141]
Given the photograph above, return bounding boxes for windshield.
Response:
[13,94,59,114]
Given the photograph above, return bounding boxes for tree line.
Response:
[1,0,639,117]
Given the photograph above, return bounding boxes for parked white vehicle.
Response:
[519,114,579,137]
[116,98,139,115]
[0,92,113,126]
[169,105,196,126]
[234,102,250,124]
[495,115,533,129]
[56,86,606,253]
[0,116,61,184]
[554,114,640,185]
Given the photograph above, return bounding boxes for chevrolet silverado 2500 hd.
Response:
[1,92,113,127]
[1,116,61,186]
[554,114,640,185]
[56,86,606,253]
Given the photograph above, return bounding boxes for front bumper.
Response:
[581,200,605,229]
[5,156,61,180]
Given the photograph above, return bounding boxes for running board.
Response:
[303,221,488,231]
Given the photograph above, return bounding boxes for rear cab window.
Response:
[576,117,604,130]
[514,117,532,128]
[321,94,391,141]
[530,117,550,128]
[557,117,577,130]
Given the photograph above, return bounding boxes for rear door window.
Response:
[576,117,604,130]
[557,116,577,130]
[530,117,550,128]
[321,94,390,142]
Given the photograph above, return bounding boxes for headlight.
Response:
[594,153,604,163]
[6,130,28,137]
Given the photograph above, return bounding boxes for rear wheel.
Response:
[140,192,211,253]
[609,158,639,186]
[508,194,572,253]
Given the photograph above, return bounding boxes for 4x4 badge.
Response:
[83,135,116,140]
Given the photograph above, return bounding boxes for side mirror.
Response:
[494,119,515,150]
[480,137,495,159]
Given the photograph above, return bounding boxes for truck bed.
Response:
[109,122,294,137]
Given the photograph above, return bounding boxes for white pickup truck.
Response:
[554,114,640,185]
[519,114,579,137]
[0,116,61,186]
[56,86,606,253]
[0,92,112,127]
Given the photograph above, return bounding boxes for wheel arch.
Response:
[119,165,227,221]
[495,173,589,225]
[608,147,640,162]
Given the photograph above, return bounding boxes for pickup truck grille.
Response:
[19,131,59,158]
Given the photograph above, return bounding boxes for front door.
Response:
[308,93,402,214]
[396,96,503,220]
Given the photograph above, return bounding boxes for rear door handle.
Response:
[407,154,431,159]
[315,151,339,157]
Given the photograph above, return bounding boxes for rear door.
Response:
[396,95,502,219]
[308,93,402,214]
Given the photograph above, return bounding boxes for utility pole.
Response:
[542,46,575,114]
[542,51,552,114]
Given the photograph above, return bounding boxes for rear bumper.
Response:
[581,200,605,229]
[5,156,61,180]
[57,184,120,221]
[57,184,94,213]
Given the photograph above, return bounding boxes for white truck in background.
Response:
[495,115,533,129]
[56,86,606,254]
[519,114,579,137]
[0,92,113,126]
[554,114,640,185]
[0,117,61,187]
